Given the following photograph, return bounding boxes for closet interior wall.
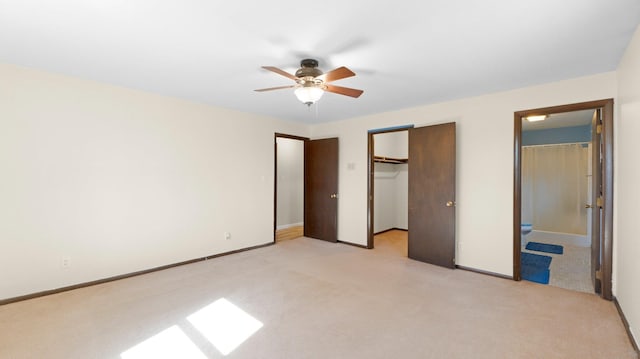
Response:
[373,131,409,233]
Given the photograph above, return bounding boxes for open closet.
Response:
[372,130,408,256]
[368,123,456,267]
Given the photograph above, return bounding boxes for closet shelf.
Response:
[374,156,408,164]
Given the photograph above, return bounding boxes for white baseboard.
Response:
[276,222,303,231]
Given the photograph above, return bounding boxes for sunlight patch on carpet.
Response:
[120,326,206,359]
[187,298,263,356]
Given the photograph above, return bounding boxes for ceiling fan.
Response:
[255,59,364,106]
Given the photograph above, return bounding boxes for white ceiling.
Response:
[1,1,638,124]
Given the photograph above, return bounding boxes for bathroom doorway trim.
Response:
[513,99,614,300]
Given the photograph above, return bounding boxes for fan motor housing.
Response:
[295,58,323,78]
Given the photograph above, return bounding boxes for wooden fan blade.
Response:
[319,66,355,83]
[262,66,298,81]
[325,84,363,98]
[254,85,295,92]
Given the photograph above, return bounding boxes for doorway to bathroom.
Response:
[513,99,613,300]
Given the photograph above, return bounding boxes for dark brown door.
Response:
[304,138,339,242]
[591,109,603,293]
[408,123,456,268]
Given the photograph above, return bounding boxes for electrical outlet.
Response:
[61,257,71,269]
[224,232,231,240]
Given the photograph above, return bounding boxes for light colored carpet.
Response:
[0,237,636,358]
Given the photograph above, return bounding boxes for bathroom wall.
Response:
[522,125,591,146]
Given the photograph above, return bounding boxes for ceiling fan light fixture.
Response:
[294,85,324,106]
[255,58,362,105]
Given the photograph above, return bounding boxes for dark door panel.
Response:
[304,138,339,242]
[408,123,456,268]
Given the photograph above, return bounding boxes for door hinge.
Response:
[596,124,603,134]
[596,269,602,280]
[596,196,603,208]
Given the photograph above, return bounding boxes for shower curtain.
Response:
[522,143,588,235]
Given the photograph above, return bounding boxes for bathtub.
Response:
[521,223,533,246]
[526,230,590,247]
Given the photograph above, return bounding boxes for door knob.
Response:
[330,194,337,199]
[446,201,455,207]
[585,204,593,209]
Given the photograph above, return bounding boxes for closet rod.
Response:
[374,155,408,164]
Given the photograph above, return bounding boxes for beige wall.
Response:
[1,52,635,349]
[311,72,617,276]
[0,63,308,299]
[615,25,640,348]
